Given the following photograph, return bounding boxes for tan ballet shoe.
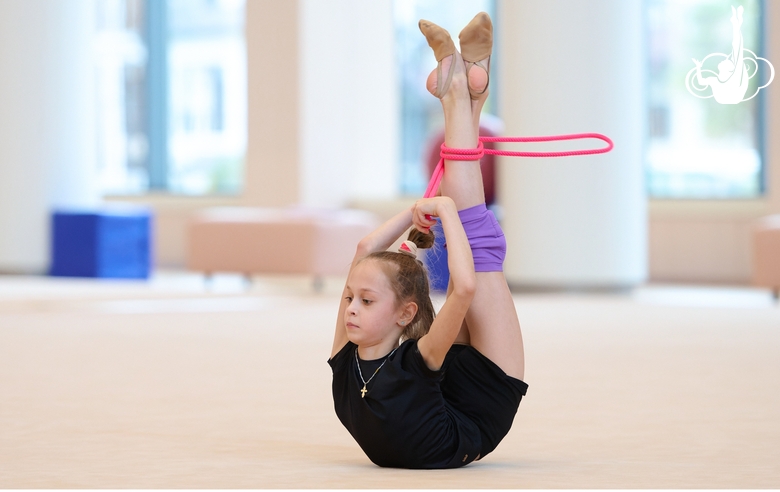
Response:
[458,12,492,100]
[418,19,457,99]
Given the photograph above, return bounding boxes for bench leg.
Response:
[313,275,324,293]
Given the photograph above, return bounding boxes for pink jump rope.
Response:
[418,133,614,226]
[423,133,614,200]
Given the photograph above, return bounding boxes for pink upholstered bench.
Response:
[187,207,378,289]
[752,215,780,301]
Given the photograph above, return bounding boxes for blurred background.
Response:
[0,0,778,290]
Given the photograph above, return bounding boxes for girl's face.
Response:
[344,260,407,349]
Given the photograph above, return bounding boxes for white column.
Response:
[0,0,99,273]
[299,0,399,207]
[497,0,647,288]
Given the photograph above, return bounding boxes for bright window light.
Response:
[94,0,246,196]
[647,0,767,199]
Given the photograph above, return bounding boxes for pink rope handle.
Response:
[422,132,613,199]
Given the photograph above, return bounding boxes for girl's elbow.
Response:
[355,237,375,258]
[453,274,477,299]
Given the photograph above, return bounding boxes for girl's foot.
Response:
[419,19,460,99]
[419,19,470,101]
[458,12,492,100]
[424,50,470,101]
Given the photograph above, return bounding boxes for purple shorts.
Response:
[458,204,506,272]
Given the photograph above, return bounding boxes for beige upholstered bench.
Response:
[752,215,780,301]
[187,207,378,289]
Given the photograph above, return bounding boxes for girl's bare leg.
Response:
[465,273,525,380]
[451,58,488,346]
[426,36,525,380]
[427,51,483,208]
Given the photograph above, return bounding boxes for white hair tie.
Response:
[398,240,418,258]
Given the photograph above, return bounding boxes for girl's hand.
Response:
[411,197,454,233]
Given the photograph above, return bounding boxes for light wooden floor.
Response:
[1,272,778,488]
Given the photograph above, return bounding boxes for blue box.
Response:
[49,207,153,279]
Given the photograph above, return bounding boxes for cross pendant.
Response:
[360,384,368,398]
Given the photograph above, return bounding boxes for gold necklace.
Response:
[355,346,398,398]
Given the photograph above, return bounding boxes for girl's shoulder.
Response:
[395,339,442,380]
[327,340,356,371]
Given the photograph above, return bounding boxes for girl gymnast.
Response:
[328,12,527,469]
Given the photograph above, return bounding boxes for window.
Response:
[394,0,496,196]
[647,0,767,198]
[95,0,247,196]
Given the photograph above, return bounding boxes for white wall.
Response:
[0,0,99,273]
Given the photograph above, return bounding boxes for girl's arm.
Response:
[415,197,476,370]
[330,205,415,358]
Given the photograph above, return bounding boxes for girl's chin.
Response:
[346,333,362,344]
[347,333,378,347]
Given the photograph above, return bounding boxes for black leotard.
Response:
[329,339,527,469]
